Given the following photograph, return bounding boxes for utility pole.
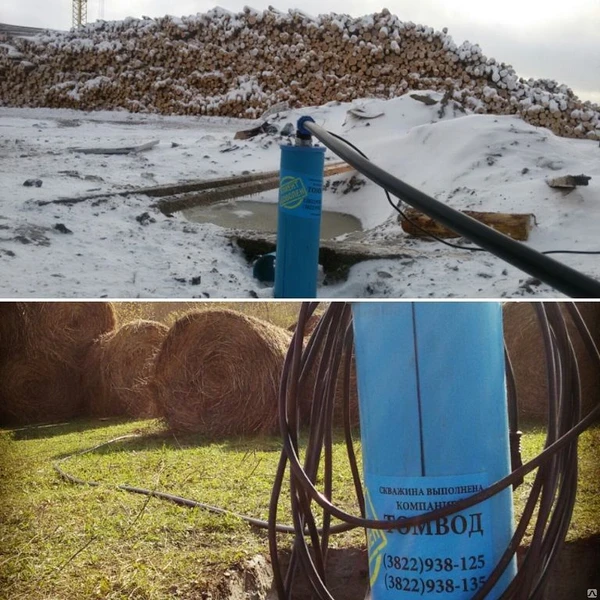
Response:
[72,0,88,29]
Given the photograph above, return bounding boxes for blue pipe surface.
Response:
[352,302,516,599]
[274,142,325,298]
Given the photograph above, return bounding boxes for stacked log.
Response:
[0,7,598,140]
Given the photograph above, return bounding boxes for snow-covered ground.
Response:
[0,91,598,299]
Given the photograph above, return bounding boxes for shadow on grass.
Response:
[5,416,136,441]
[76,428,287,457]
[53,425,357,460]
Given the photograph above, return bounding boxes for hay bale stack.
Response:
[0,303,27,364]
[0,8,597,139]
[20,302,116,363]
[0,302,116,426]
[83,319,169,419]
[153,309,292,436]
[290,313,360,429]
[287,314,322,337]
[334,352,360,428]
[503,303,600,420]
[303,347,360,429]
[0,358,78,425]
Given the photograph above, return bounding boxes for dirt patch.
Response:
[547,535,600,599]
[215,555,276,600]
[222,537,599,600]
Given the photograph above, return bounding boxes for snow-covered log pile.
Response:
[1,7,598,139]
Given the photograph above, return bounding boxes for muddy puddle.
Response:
[182,200,362,239]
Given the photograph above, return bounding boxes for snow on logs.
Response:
[0,7,598,140]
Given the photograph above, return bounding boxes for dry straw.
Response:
[0,303,27,364]
[153,309,292,436]
[0,358,77,424]
[83,319,169,418]
[334,352,360,428]
[0,302,116,426]
[503,302,600,420]
[290,313,360,429]
[287,314,321,337]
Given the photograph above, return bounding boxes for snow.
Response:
[0,44,24,59]
[0,91,598,299]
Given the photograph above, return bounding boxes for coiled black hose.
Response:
[269,301,600,600]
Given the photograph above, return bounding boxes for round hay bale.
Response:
[83,319,169,419]
[287,314,321,337]
[0,303,27,364]
[503,302,600,421]
[1,304,29,425]
[153,309,292,436]
[20,302,116,363]
[300,346,359,429]
[334,351,360,428]
[0,302,116,427]
[290,313,359,430]
[0,358,80,424]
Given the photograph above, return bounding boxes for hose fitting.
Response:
[296,116,315,146]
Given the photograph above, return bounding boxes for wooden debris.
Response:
[234,124,268,140]
[233,231,419,281]
[547,174,592,189]
[410,93,438,106]
[141,171,280,198]
[347,106,385,120]
[69,140,159,155]
[400,208,535,241]
[234,122,278,140]
[257,101,289,121]
[154,162,354,214]
[41,162,354,208]
[40,170,281,206]
[155,177,280,214]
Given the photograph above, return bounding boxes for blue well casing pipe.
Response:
[274,117,325,298]
[352,302,516,600]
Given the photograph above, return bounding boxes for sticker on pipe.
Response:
[365,472,493,599]
[279,170,322,218]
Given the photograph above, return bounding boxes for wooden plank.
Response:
[39,162,354,207]
[69,140,160,155]
[547,174,592,189]
[232,231,419,281]
[347,106,385,119]
[322,163,355,178]
[155,177,280,214]
[153,162,355,214]
[399,208,535,241]
[409,93,438,106]
[141,170,280,198]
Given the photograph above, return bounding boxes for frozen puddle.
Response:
[182,200,362,239]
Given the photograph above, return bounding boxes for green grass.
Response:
[514,420,600,544]
[0,419,362,600]
[1,419,598,600]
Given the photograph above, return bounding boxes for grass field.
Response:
[0,418,598,600]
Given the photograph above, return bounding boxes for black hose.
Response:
[53,433,355,536]
[304,122,600,298]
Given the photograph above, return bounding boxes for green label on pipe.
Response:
[278,169,323,218]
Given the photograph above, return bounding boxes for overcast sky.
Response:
[2,0,599,103]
